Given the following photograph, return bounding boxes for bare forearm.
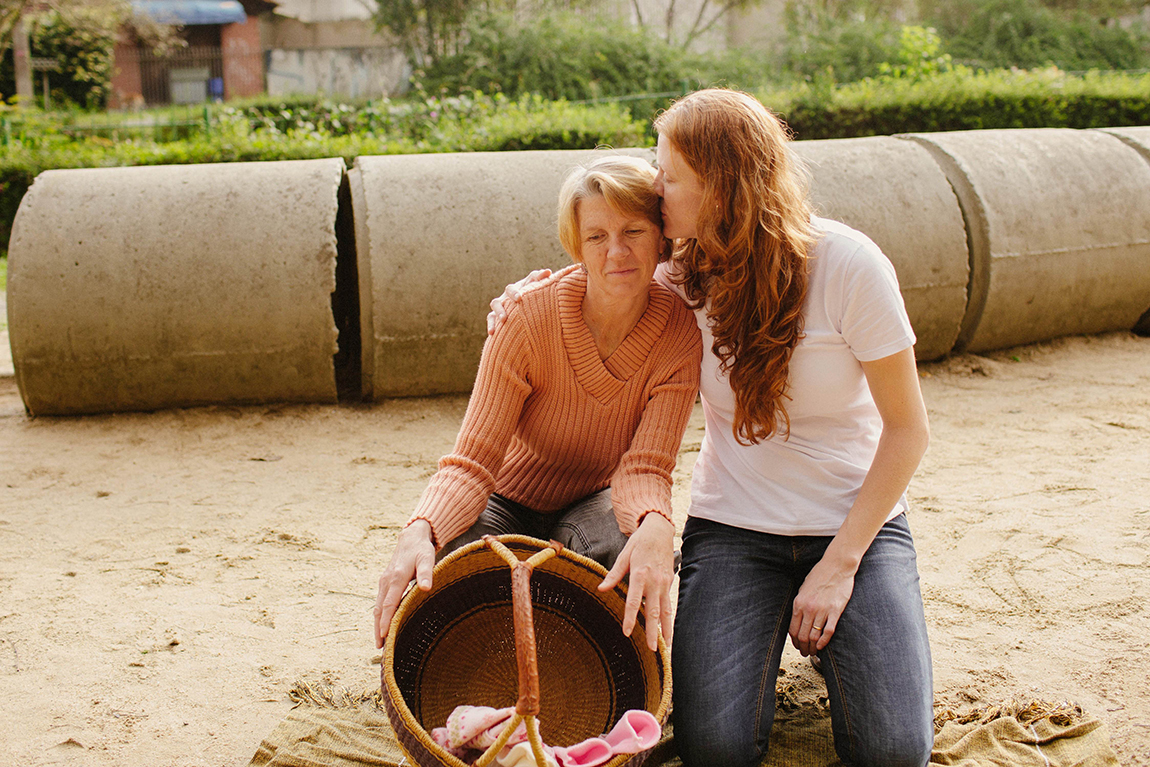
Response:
[790,347,928,655]
[826,421,929,570]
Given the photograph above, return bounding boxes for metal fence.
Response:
[117,46,227,106]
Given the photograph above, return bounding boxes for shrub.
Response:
[877,26,955,81]
[780,14,904,84]
[922,0,1150,71]
[763,67,1150,139]
[417,12,695,101]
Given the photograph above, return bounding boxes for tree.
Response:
[2,2,35,101]
[1,0,181,107]
[660,0,760,49]
[780,0,907,82]
[0,1,33,52]
[376,0,508,69]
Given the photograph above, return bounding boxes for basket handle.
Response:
[473,536,562,767]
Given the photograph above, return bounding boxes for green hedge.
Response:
[5,69,1150,253]
[764,67,1150,140]
[0,94,647,252]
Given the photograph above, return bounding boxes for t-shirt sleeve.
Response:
[838,241,916,362]
[408,305,533,547]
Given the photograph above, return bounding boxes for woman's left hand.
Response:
[599,513,676,651]
[789,547,859,656]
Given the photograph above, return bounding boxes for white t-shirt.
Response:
[656,217,916,536]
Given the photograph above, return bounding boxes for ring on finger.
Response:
[811,625,824,632]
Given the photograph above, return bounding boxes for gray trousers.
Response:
[438,488,627,571]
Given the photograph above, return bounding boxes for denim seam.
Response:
[826,648,858,762]
[753,584,794,757]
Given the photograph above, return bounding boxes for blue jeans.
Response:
[437,489,627,571]
[672,514,934,767]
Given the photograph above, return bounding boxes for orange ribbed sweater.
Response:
[411,269,702,547]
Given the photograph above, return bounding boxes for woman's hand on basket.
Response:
[373,519,436,648]
[599,512,676,651]
[486,269,552,335]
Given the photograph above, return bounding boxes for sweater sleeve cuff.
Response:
[638,507,674,527]
[404,515,440,549]
[613,489,673,535]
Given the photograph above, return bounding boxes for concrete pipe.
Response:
[350,149,653,399]
[7,159,346,415]
[1101,125,1150,165]
[905,129,1150,353]
[793,136,969,360]
[1098,126,1150,335]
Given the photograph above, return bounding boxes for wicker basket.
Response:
[382,535,672,767]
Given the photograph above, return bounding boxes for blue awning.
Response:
[131,1,247,25]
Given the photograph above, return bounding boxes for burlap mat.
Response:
[249,683,1119,767]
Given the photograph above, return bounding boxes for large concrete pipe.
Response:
[7,159,346,415]
[905,129,1150,353]
[1102,125,1150,164]
[350,149,653,399]
[1099,126,1150,335]
[793,136,969,361]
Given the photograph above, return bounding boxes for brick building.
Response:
[110,0,276,108]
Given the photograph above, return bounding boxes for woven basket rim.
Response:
[381,535,672,767]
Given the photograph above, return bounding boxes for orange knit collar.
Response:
[557,269,673,404]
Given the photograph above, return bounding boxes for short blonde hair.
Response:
[557,155,663,262]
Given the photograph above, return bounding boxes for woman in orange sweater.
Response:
[373,155,702,651]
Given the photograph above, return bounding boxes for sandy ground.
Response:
[1,328,1148,766]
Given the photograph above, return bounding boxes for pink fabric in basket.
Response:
[432,706,660,767]
[431,706,527,758]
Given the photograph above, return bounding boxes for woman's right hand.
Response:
[599,512,677,651]
[373,519,436,648]
[486,269,553,335]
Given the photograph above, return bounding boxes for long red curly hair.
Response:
[654,89,816,445]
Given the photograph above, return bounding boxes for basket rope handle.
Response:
[473,536,563,767]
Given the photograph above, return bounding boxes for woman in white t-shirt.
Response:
[490,89,933,766]
[652,89,933,767]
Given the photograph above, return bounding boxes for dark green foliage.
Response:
[0,5,123,108]
[921,0,1150,71]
